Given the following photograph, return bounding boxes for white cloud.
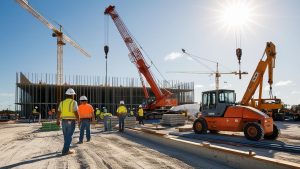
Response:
[274,80,294,87]
[291,91,300,95]
[222,83,232,89]
[209,83,215,87]
[195,84,204,88]
[164,52,183,61]
[0,93,14,97]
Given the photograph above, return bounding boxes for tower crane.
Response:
[104,5,177,119]
[16,0,91,86]
[168,49,248,90]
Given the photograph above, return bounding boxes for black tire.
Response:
[264,124,280,140]
[193,118,208,134]
[209,130,219,134]
[244,122,264,141]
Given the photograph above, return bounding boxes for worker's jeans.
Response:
[62,119,75,154]
[138,116,144,125]
[104,116,111,131]
[119,114,126,131]
[79,119,91,142]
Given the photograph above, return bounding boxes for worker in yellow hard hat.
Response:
[56,88,79,155]
[116,100,127,132]
[137,105,144,125]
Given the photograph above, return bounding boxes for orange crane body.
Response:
[104,5,177,112]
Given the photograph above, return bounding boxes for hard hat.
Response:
[35,106,38,109]
[96,108,99,110]
[65,88,76,95]
[120,100,125,104]
[79,96,88,101]
[139,105,142,108]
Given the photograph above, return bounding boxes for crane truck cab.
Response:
[194,89,280,141]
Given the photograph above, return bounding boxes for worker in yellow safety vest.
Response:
[95,108,101,121]
[137,105,144,125]
[77,96,94,144]
[56,88,79,155]
[116,100,127,132]
[100,107,105,120]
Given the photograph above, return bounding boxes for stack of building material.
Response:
[161,114,185,126]
[125,116,137,128]
[108,116,136,129]
[41,122,60,131]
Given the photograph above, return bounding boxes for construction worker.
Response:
[32,106,39,122]
[56,88,79,155]
[28,106,37,123]
[95,107,101,121]
[103,108,112,131]
[129,108,134,117]
[77,96,94,144]
[116,100,127,132]
[137,105,144,125]
[100,107,105,120]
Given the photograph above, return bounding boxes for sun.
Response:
[217,0,256,31]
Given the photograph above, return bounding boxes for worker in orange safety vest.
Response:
[77,96,94,144]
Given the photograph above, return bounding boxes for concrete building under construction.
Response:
[15,72,194,118]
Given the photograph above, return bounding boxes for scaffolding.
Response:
[15,72,194,118]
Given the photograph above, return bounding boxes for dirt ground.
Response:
[0,123,217,169]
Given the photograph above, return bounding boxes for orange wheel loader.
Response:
[193,89,280,141]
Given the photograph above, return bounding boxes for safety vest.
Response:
[59,98,76,119]
[96,110,101,115]
[78,103,94,119]
[117,105,127,115]
[138,108,144,117]
[100,112,104,120]
[32,109,38,115]
[103,112,112,117]
[130,110,134,116]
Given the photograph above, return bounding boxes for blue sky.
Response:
[0,0,300,110]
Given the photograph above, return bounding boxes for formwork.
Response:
[15,72,194,118]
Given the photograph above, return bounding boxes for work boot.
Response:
[77,141,83,144]
[62,150,75,156]
[86,139,91,142]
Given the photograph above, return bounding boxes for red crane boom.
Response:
[104,5,177,110]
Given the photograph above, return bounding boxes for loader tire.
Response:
[244,122,264,141]
[193,118,208,134]
[264,124,280,140]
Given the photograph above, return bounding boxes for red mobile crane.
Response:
[104,5,178,119]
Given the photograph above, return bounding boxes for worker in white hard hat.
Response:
[77,96,94,144]
[29,106,38,123]
[137,105,144,125]
[56,88,79,155]
[116,100,127,132]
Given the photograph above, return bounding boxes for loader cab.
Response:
[200,89,236,117]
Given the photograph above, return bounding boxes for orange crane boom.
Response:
[241,42,282,117]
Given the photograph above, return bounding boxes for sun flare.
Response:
[218,0,256,31]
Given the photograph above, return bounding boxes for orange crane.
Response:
[16,0,91,86]
[240,42,282,119]
[104,5,177,119]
